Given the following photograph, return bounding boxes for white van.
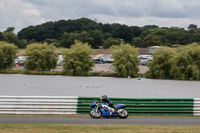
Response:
[147,55,153,61]
[15,56,27,64]
[57,55,64,65]
[138,55,152,59]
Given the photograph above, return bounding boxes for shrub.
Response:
[146,47,174,79]
[0,41,18,70]
[170,43,200,80]
[62,41,94,76]
[25,43,58,71]
[110,43,140,78]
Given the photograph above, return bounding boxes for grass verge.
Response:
[0,70,63,75]
[0,114,200,118]
[0,124,200,133]
[0,70,144,77]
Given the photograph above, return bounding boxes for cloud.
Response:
[0,0,45,32]
[1,0,200,33]
[89,13,200,28]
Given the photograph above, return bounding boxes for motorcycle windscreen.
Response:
[90,102,96,107]
[116,104,126,108]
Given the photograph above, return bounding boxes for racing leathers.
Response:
[100,98,118,112]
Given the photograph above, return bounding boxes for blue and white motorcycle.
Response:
[89,101,128,119]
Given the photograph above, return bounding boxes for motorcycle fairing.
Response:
[116,104,126,109]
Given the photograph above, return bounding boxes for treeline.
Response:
[146,43,200,80]
[1,40,200,80]
[1,18,200,48]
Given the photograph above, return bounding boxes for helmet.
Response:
[102,95,107,100]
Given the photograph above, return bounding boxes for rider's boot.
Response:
[113,107,118,114]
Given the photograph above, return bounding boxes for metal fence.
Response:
[194,98,200,116]
[77,97,194,115]
[0,96,78,114]
[0,96,199,116]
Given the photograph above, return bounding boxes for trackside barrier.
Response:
[0,96,199,116]
[194,98,200,116]
[0,96,78,114]
[77,97,194,116]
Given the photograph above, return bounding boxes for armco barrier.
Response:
[194,98,200,116]
[77,97,194,115]
[0,96,199,116]
[0,96,78,114]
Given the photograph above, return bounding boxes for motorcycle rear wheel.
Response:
[90,110,102,119]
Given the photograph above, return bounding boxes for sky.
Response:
[1,0,200,33]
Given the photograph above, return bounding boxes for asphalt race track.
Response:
[0,117,200,125]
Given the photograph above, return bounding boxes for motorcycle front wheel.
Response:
[90,109,102,119]
[118,109,128,119]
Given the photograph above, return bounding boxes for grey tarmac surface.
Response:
[0,117,200,125]
[1,74,200,98]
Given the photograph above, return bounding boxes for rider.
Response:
[99,95,118,112]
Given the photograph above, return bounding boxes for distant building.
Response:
[138,48,149,55]
[93,48,149,55]
[148,46,161,54]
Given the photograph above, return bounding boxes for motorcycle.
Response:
[89,101,128,119]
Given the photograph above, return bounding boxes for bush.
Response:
[110,43,140,78]
[25,43,58,71]
[62,41,94,76]
[146,47,174,79]
[0,70,63,75]
[0,41,18,70]
[170,43,200,80]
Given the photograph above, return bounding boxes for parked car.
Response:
[141,60,148,66]
[92,58,105,64]
[147,55,153,61]
[138,55,152,59]
[15,56,28,65]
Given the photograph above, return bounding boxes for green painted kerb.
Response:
[77,97,194,115]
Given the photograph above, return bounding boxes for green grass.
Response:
[0,70,64,75]
[0,124,200,133]
[0,114,200,118]
[0,69,144,78]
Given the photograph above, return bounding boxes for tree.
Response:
[131,37,142,47]
[3,27,15,33]
[0,31,4,41]
[170,43,200,80]
[145,47,174,79]
[25,43,58,71]
[130,26,141,38]
[88,30,104,48]
[103,32,112,40]
[59,32,78,48]
[3,30,19,44]
[2,27,27,48]
[189,32,200,43]
[78,31,93,44]
[103,38,121,48]
[142,34,161,47]
[110,44,140,77]
[0,41,18,70]
[62,41,94,76]
[139,25,159,39]
[112,24,133,42]
[17,39,28,48]
[42,38,58,44]
[18,18,100,42]
[165,27,190,45]
[188,24,197,33]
